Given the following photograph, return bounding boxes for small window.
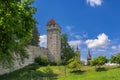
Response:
[53,24,55,27]
[51,25,53,27]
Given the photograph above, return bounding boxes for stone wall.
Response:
[0,46,48,75]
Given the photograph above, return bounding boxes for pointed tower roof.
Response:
[76,45,79,51]
[47,19,57,26]
[87,50,91,60]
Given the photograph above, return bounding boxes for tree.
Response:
[0,0,36,67]
[28,26,39,46]
[90,56,107,69]
[110,53,120,66]
[43,65,57,80]
[68,58,81,71]
[34,56,49,66]
[61,34,75,64]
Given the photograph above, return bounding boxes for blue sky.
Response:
[33,0,120,61]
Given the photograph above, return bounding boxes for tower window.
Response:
[53,24,55,27]
[51,25,53,27]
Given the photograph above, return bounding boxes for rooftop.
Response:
[47,19,57,26]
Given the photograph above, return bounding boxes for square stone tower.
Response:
[47,19,61,62]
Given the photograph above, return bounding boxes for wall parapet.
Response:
[0,46,48,75]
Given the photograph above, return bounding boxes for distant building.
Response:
[75,45,80,61]
[87,50,92,65]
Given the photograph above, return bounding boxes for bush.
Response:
[34,56,49,66]
[49,62,57,66]
[68,58,81,71]
[110,53,120,66]
[26,63,39,70]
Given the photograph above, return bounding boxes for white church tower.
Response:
[47,19,61,62]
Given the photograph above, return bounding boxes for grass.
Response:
[0,64,120,80]
[58,67,120,80]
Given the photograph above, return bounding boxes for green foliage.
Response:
[0,65,120,80]
[0,0,36,66]
[0,63,40,80]
[28,26,39,46]
[61,34,75,64]
[35,56,49,66]
[59,67,120,80]
[68,58,81,71]
[90,56,108,67]
[110,53,120,65]
[75,51,80,62]
[43,66,58,78]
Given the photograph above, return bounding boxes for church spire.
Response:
[75,45,80,61]
[76,45,79,51]
[87,50,91,60]
[87,50,92,65]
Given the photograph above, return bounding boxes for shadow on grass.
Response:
[0,64,58,80]
[36,66,58,80]
[70,70,86,74]
[95,67,108,72]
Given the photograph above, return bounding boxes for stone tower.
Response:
[47,19,61,62]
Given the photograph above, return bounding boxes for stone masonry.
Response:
[0,19,61,75]
[47,19,61,62]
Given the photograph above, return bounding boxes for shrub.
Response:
[90,56,108,70]
[34,56,49,66]
[110,53,120,66]
[68,58,81,71]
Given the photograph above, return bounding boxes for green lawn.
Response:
[58,67,120,80]
[0,64,120,80]
[38,66,120,80]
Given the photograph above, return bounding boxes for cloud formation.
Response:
[66,25,72,32]
[85,33,110,48]
[87,0,103,7]
[111,46,117,50]
[39,34,82,50]
[69,40,82,48]
[39,35,47,48]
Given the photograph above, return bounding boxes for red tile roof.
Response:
[47,19,57,26]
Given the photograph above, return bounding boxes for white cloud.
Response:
[66,25,72,32]
[75,35,81,39]
[66,25,75,37]
[97,49,106,52]
[111,45,120,51]
[70,33,75,37]
[82,33,88,38]
[39,35,47,48]
[87,0,103,7]
[69,40,82,48]
[111,46,117,50]
[85,33,110,48]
